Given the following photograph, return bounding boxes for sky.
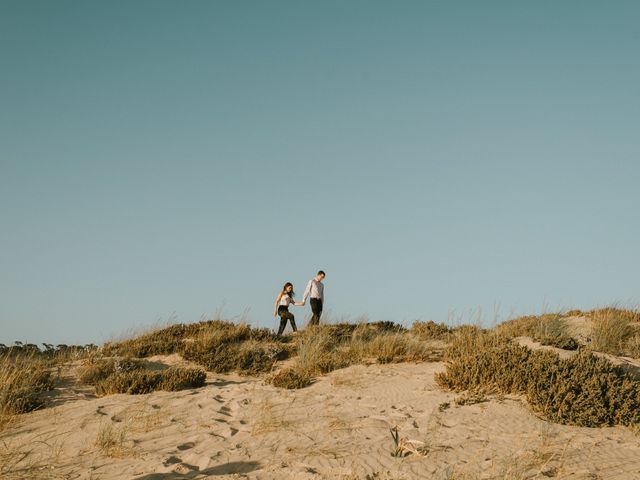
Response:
[1,1,639,345]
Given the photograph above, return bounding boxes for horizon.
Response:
[2,1,640,345]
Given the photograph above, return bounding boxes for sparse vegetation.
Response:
[290,323,443,384]
[95,420,131,457]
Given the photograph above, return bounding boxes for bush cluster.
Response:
[436,329,640,427]
[95,367,206,396]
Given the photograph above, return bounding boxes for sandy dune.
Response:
[3,356,640,479]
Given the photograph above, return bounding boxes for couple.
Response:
[273,270,325,336]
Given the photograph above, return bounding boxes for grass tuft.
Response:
[589,309,635,355]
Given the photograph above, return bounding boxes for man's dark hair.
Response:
[317,270,325,276]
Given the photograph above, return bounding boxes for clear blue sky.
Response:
[1,1,639,345]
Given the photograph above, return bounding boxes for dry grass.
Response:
[95,420,131,458]
[589,308,635,355]
[0,352,56,425]
[288,323,443,386]
[437,327,640,427]
[251,396,295,435]
[0,431,70,480]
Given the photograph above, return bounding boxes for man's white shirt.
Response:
[302,279,324,302]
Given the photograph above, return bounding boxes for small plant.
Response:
[390,426,402,457]
[95,421,129,457]
[389,426,428,458]
[267,367,313,389]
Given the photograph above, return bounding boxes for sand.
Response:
[3,353,640,479]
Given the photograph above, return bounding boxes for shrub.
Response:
[183,336,288,375]
[95,371,162,395]
[436,329,640,427]
[101,320,279,358]
[158,367,207,391]
[267,367,313,389]
[95,367,206,396]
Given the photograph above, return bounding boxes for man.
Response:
[302,270,325,326]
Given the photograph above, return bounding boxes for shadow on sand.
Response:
[134,461,261,479]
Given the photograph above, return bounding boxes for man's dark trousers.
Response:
[310,298,323,326]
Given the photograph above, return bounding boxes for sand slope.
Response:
[3,357,640,479]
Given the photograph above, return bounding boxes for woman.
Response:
[273,282,303,336]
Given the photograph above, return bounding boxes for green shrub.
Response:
[436,330,640,427]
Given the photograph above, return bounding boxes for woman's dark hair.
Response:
[282,282,295,298]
